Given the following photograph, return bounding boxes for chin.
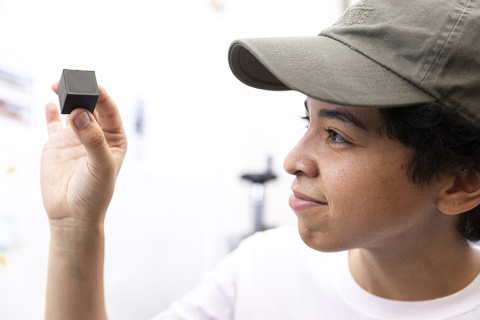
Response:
[297,221,353,253]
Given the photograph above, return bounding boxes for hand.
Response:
[41,82,127,227]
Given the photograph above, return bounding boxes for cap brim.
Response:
[228,36,435,108]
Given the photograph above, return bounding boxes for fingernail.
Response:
[73,112,91,130]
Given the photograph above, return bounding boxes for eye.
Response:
[325,129,351,145]
[301,116,310,128]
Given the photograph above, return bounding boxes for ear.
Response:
[436,172,480,215]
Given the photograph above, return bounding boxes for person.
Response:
[41,0,480,319]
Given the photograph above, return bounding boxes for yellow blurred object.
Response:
[6,167,15,174]
[0,256,6,266]
[210,0,224,11]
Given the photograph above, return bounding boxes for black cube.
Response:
[58,69,99,114]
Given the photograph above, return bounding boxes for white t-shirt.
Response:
[152,225,480,320]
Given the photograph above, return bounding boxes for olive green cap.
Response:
[228,0,480,113]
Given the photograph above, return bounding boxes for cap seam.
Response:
[319,34,437,102]
[420,0,472,86]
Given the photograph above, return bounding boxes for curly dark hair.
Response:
[378,102,480,242]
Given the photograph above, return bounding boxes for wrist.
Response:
[49,215,104,230]
[49,218,105,251]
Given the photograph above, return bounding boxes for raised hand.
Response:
[41,82,127,227]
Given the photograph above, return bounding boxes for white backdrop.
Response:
[0,0,343,319]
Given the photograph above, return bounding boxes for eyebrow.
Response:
[304,100,368,131]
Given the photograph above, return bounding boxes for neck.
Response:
[349,222,480,301]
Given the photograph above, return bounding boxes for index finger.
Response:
[52,80,122,132]
[94,85,123,132]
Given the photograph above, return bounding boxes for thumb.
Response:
[70,109,113,171]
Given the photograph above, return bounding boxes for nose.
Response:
[283,134,319,178]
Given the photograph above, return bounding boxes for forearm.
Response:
[45,219,107,320]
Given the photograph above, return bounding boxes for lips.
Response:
[289,191,327,211]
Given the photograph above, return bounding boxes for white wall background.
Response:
[0,0,344,319]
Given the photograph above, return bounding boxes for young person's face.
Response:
[284,97,447,252]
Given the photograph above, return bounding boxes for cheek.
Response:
[323,151,418,226]
[296,143,432,251]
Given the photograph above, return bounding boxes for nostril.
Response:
[284,152,319,178]
[297,158,320,177]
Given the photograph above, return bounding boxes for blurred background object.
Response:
[241,156,277,233]
[0,67,32,123]
[0,0,354,319]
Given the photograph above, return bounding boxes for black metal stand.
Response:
[241,156,277,233]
